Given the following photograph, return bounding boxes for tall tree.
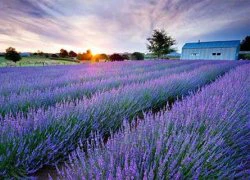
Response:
[240,36,250,51]
[147,29,176,58]
[5,47,21,63]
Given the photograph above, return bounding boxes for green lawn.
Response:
[0,56,78,67]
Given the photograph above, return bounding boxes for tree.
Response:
[59,49,68,58]
[109,54,124,61]
[69,51,77,58]
[37,50,44,56]
[99,54,109,61]
[132,52,144,60]
[44,53,49,58]
[5,47,22,63]
[77,53,83,60]
[81,49,92,61]
[122,54,130,60]
[51,54,59,58]
[147,29,176,58]
[240,36,250,51]
[93,54,109,61]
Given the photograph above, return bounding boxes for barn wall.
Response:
[181,47,237,60]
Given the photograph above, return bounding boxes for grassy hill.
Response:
[0,56,79,67]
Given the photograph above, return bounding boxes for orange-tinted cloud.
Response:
[0,0,249,53]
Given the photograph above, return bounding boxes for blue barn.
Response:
[181,40,240,60]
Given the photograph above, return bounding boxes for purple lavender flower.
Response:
[57,63,250,179]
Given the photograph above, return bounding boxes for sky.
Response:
[0,0,249,54]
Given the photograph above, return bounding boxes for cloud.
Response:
[0,0,249,53]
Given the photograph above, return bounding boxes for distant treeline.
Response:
[49,49,145,61]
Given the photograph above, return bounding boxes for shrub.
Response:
[44,53,49,58]
[69,51,77,58]
[59,49,69,58]
[132,52,144,60]
[51,54,59,58]
[5,47,21,63]
[77,50,93,61]
[239,54,250,60]
[58,64,250,179]
[122,54,130,60]
[109,53,124,61]
[0,62,238,177]
[93,54,109,61]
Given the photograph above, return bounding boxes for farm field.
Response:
[58,63,250,179]
[0,56,78,67]
[0,60,249,178]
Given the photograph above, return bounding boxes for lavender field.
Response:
[0,60,249,178]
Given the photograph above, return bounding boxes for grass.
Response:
[0,56,78,67]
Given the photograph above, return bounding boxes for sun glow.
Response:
[91,51,96,56]
[89,46,102,56]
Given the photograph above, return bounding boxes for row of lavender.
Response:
[58,64,250,179]
[1,61,177,100]
[0,60,185,95]
[0,60,213,116]
[0,61,243,177]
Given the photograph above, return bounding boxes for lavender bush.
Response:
[0,60,185,96]
[0,60,244,177]
[58,63,250,179]
[0,61,213,116]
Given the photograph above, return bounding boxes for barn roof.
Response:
[183,40,240,49]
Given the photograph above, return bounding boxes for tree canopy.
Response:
[69,51,77,58]
[240,36,250,51]
[60,49,69,58]
[109,54,124,61]
[93,54,109,61]
[51,54,59,58]
[132,52,144,60]
[77,50,93,61]
[122,54,130,60]
[147,29,176,58]
[5,47,21,63]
